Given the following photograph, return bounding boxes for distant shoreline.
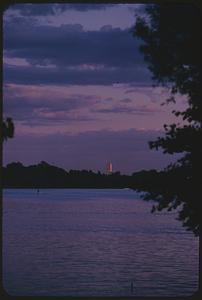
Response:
[3,187,133,189]
[2,161,160,192]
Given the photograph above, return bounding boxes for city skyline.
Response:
[3,3,186,174]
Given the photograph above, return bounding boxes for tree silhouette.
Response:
[132,4,201,235]
[2,118,14,142]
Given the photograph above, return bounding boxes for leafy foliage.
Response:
[133,4,201,235]
[2,118,14,142]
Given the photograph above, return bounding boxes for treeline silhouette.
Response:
[132,4,201,236]
[3,160,159,189]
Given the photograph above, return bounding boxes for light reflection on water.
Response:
[3,189,199,296]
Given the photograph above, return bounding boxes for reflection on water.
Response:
[3,189,199,296]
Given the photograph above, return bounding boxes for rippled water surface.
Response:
[3,189,199,296]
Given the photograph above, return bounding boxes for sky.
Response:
[3,3,187,174]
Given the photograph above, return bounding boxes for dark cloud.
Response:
[19,115,96,127]
[3,12,152,86]
[104,97,114,102]
[61,4,116,12]
[128,4,146,15]
[3,129,180,174]
[3,83,157,128]
[120,98,132,103]
[6,3,116,16]
[4,22,144,68]
[125,88,140,94]
[6,4,57,16]
[4,63,152,86]
[3,90,98,124]
[91,104,159,115]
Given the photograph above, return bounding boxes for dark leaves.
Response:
[2,118,15,142]
[132,3,201,235]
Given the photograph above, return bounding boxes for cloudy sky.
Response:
[3,3,186,174]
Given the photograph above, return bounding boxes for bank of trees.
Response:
[3,161,132,188]
[3,161,166,190]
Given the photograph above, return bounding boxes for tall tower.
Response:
[106,161,113,175]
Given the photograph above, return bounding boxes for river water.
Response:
[2,189,199,296]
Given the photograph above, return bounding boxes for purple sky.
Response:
[3,3,187,174]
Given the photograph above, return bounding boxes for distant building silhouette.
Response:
[106,161,113,175]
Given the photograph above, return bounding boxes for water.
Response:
[3,189,199,297]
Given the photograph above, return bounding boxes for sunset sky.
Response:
[3,3,186,174]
